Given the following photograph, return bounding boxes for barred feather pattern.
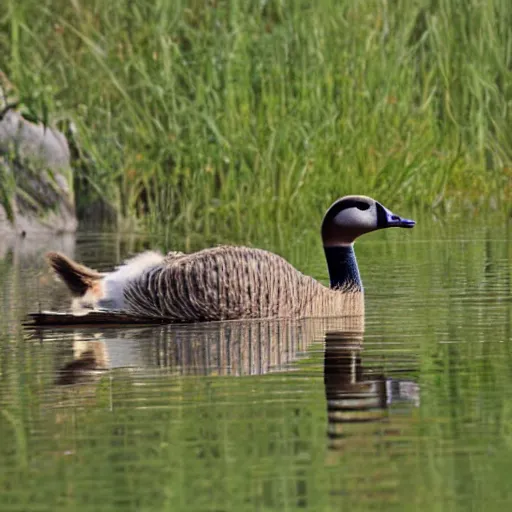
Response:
[123,246,364,322]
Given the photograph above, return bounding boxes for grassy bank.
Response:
[0,0,511,240]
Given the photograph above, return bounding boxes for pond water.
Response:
[0,216,511,511]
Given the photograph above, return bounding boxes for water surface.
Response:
[0,217,511,511]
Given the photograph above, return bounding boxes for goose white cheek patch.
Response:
[333,208,376,230]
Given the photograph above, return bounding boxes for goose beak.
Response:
[394,217,416,228]
[377,204,416,229]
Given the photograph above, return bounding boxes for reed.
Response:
[0,0,510,239]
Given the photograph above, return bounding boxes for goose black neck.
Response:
[323,245,362,291]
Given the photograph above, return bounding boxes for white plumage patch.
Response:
[98,251,165,310]
[333,205,377,230]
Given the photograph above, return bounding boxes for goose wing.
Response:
[123,246,322,322]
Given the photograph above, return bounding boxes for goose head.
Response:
[321,195,415,246]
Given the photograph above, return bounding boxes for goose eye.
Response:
[356,202,370,211]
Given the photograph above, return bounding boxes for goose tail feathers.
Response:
[46,252,103,297]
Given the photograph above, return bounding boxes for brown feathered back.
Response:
[123,246,363,322]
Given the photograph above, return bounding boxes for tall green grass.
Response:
[0,0,511,239]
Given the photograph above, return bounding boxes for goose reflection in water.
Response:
[51,315,365,383]
[48,313,419,428]
[29,310,421,510]
[323,331,419,453]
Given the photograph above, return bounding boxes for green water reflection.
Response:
[0,216,511,511]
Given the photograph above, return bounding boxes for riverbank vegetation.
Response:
[1,0,511,240]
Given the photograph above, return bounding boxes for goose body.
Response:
[47,196,415,322]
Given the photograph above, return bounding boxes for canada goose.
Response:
[46,195,414,322]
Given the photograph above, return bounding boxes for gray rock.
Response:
[0,109,77,235]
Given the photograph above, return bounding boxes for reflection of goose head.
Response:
[323,333,420,505]
[43,196,413,322]
[323,331,386,451]
[323,331,420,452]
